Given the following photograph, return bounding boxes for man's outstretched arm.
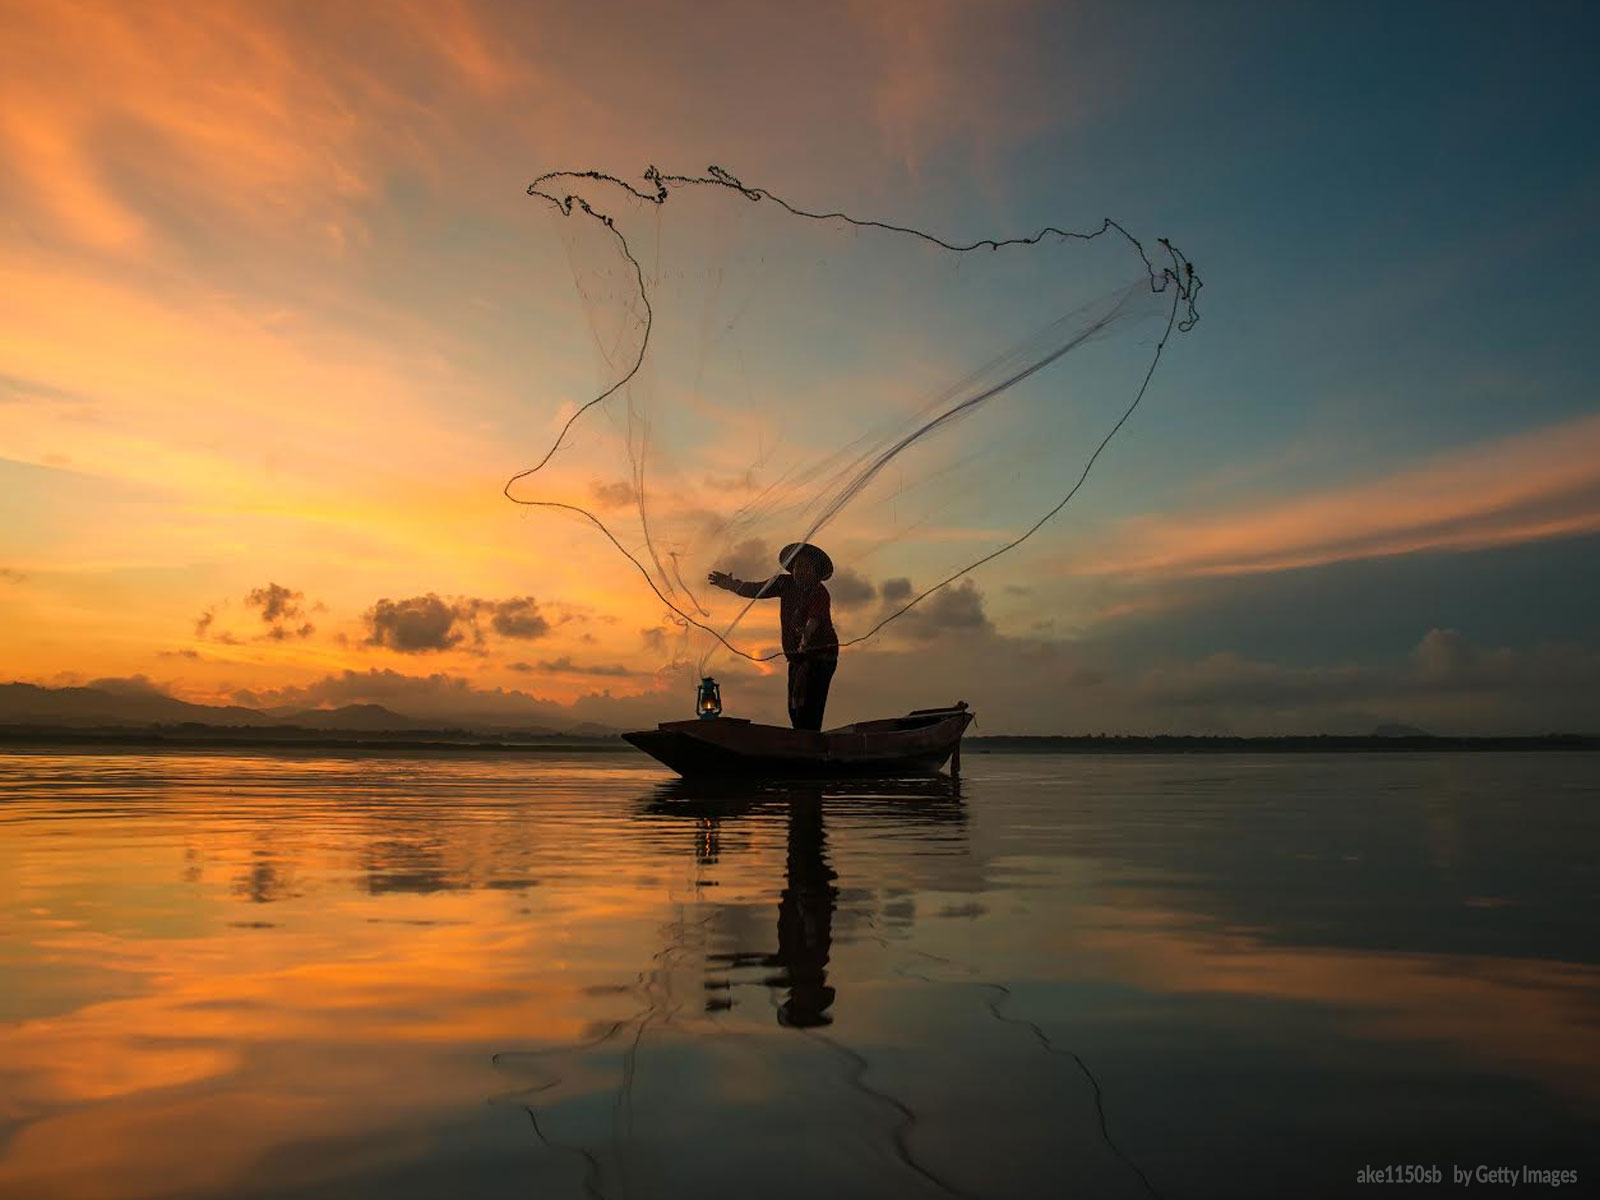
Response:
[707,571,782,599]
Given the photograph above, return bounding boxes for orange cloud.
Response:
[0,0,533,255]
[1082,411,1600,579]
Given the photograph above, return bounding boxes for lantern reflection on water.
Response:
[696,676,722,719]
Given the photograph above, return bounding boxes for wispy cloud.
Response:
[0,0,530,255]
[516,657,641,678]
[1084,412,1600,580]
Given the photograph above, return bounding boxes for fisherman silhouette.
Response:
[707,542,838,731]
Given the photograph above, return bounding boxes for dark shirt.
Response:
[732,574,838,660]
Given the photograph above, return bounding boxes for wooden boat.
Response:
[623,702,973,779]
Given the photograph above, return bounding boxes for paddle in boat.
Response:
[622,700,973,780]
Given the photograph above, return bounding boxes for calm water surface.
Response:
[1,749,1597,1199]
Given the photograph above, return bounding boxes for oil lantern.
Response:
[696,676,722,719]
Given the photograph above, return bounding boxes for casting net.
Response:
[506,166,1200,674]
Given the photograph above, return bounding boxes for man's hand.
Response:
[707,570,734,590]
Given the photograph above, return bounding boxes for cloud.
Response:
[86,674,168,697]
[234,668,671,730]
[890,579,991,640]
[828,567,876,608]
[640,617,691,659]
[881,577,913,603]
[488,596,549,640]
[519,657,640,678]
[1125,630,1600,733]
[1086,411,1600,581]
[0,0,1040,267]
[244,582,316,640]
[541,600,606,629]
[365,594,470,653]
[1403,627,1600,693]
[0,0,531,255]
[192,588,315,646]
[590,480,636,509]
[712,539,773,581]
[245,583,303,624]
[818,614,1600,737]
[1412,628,1474,678]
[1134,653,1380,710]
[157,649,203,660]
[0,567,25,584]
[363,593,551,652]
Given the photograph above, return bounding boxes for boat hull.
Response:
[623,707,972,779]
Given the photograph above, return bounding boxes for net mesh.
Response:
[506,166,1201,674]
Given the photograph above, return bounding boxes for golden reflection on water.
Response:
[1,750,1597,1198]
[0,755,730,1198]
[0,883,672,1196]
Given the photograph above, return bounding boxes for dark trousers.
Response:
[787,656,837,731]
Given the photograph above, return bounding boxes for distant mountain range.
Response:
[0,683,619,740]
[5,684,1591,751]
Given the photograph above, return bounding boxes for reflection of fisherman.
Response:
[774,795,836,1026]
[695,792,838,1027]
[707,542,838,731]
[663,777,961,1032]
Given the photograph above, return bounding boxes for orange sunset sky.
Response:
[3,0,1598,734]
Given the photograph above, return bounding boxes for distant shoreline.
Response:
[965,733,1599,753]
[0,725,634,753]
[0,725,1594,754]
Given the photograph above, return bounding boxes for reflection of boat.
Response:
[641,772,965,816]
[622,703,973,779]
